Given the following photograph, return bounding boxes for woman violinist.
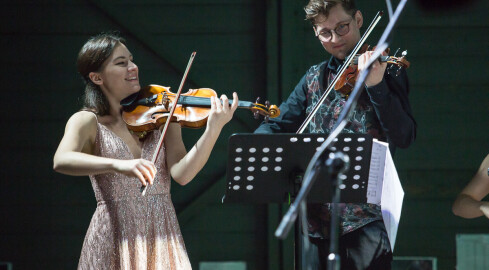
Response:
[53,32,238,269]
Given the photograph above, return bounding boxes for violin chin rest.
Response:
[120,92,139,107]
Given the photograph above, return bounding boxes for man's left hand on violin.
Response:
[357,50,388,87]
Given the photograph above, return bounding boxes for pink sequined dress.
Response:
[77,122,192,270]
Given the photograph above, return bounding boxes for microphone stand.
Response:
[274,0,408,269]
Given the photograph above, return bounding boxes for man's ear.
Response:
[88,72,103,86]
[355,10,363,28]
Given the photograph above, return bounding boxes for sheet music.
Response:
[367,139,387,204]
[381,146,404,252]
[366,139,404,251]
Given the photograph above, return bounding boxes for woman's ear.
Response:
[88,72,103,86]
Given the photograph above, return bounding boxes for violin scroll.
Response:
[387,49,409,76]
[251,97,280,122]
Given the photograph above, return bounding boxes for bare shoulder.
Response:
[64,111,98,141]
[54,111,99,155]
[67,111,98,128]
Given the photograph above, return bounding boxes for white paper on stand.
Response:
[366,139,404,252]
[366,140,386,205]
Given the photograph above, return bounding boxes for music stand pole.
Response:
[326,152,350,270]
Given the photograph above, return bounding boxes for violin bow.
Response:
[141,51,197,196]
[296,11,384,134]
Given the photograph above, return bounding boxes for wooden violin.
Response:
[334,44,410,96]
[121,84,280,135]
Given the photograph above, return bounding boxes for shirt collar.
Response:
[327,55,344,73]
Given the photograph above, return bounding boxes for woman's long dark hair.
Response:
[77,32,126,115]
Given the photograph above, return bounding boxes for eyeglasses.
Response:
[315,18,353,42]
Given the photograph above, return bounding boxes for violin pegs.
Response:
[265,100,270,108]
[401,50,408,57]
[387,61,395,74]
[255,97,261,104]
[393,48,400,57]
[396,65,403,76]
[264,115,270,123]
[253,111,260,120]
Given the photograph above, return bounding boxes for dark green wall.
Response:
[1,0,488,269]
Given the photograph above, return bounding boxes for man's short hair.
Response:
[304,0,357,25]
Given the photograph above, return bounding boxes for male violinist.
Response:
[254,0,416,269]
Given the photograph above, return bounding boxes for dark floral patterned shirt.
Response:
[255,56,416,238]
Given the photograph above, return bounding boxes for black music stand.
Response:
[223,133,375,270]
[223,133,373,204]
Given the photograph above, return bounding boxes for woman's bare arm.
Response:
[452,154,489,219]
[53,111,156,186]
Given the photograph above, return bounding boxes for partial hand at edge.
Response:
[480,202,489,219]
